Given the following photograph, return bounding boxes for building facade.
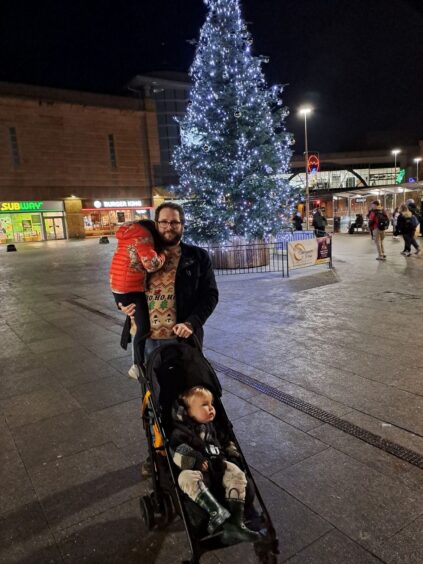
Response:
[0,82,160,244]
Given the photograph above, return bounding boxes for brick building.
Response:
[0,82,161,244]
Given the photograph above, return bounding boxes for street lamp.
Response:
[299,107,313,229]
[391,149,401,185]
[414,157,422,181]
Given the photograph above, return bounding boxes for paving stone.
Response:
[309,423,420,486]
[13,409,109,468]
[285,529,381,563]
[272,448,423,552]
[0,353,44,377]
[0,502,62,564]
[376,514,423,564]
[0,446,37,517]
[30,443,146,531]
[27,334,78,355]
[341,410,423,456]
[7,320,66,343]
[88,398,143,448]
[0,366,58,400]
[249,392,324,432]
[0,415,16,453]
[250,471,333,562]
[68,374,141,412]
[0,387,81,428]
[220,390,260,421]
[233,411,328,475]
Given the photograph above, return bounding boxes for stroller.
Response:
[138,337,279,564]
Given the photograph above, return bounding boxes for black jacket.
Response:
[175,242,219,344]
[170,402,240,476]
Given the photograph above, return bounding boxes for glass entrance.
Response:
[44,217,65,240]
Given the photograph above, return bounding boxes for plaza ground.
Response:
[1,233,422,563]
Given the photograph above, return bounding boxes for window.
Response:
[8,127,20,166]
[108,134,117,168]
[346,177,356,188]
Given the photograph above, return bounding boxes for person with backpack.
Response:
[397,203,421,257]
[368,200,389,260]
[312,207,328,236]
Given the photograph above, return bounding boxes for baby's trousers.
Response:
[178,461,247,501]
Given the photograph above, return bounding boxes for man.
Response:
[119,202,219,476]
[120,201,218,361]
[312,207,327,236]
[368,200,389,260]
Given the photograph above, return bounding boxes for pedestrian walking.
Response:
[392,207,400,240]
[312,207,327,236]
[368,200,390,260]
[397,203,421,257]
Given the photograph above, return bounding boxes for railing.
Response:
[202,231,332,276]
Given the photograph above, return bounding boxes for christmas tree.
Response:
[173,0,298,244]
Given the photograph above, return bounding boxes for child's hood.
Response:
[116,221,146,241]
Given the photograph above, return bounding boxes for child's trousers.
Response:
[178,461,247,501]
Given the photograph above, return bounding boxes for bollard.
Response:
[99,236,109,244]
[6,244,17,252]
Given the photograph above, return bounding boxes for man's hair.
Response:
[399,203,408,212]
[371,200,380,206]
[155,202,185,224]
[179,386,213,407]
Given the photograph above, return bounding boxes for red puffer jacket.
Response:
[110,222,165,293]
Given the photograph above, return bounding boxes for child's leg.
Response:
[113,292,149,364]
[178,470,204,500]
[222,461,248,500]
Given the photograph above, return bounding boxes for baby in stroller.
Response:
[170,385,260,544]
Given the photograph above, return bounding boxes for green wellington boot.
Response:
[222,499,261,545]
[195,486,231,535]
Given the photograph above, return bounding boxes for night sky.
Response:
[1,0,422,153]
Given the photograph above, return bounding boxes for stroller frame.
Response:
[138,337,279,564]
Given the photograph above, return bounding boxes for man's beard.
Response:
[160,232,182,247]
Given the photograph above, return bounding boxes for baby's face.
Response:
[187,393,216,424]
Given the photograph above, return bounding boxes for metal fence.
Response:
[202,230,331,276]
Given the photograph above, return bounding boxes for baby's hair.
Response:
[179,386,213,407]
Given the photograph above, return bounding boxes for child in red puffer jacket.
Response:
[110,220,165,354]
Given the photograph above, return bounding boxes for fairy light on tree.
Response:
[173,0,299,243]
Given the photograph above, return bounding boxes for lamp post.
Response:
[414,157,422,181]
[299,107,313,229]
[391,149,401,185]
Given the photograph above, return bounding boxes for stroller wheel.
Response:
[140,495,155,530]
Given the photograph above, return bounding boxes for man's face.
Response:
[156,207,184,247]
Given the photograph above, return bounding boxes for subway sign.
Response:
[0,201,64,212]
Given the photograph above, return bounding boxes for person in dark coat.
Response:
[397,203,421,256]
[292,211,303,231]
[170,386,259,544]
[312,208,327,236]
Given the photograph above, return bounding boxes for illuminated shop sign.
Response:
[93,200,143,209]
[0,201,64,212]
[307,153,320,174]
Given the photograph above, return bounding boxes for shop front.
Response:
[0,201,67,244]
[82,199,153,236]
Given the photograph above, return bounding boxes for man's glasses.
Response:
[157,220,182,228]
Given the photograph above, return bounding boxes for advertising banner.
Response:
[0,201,64,212]
[316,236,332,264]
[287,239,318,270]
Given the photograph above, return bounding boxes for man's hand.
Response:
[201,460,209,472]
[118,302,136,319]
[173,322,193,339]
